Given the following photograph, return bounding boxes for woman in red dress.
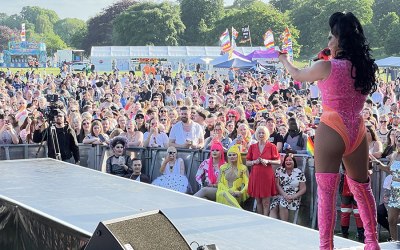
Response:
[247,126,281,216]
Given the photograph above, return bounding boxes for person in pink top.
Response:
[279,12,379,250]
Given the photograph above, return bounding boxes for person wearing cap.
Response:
[33,109,80,164]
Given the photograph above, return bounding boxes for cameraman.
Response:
[33,110,80,164]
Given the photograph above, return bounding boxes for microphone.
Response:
[313,48,331,61]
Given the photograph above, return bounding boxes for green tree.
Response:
[372,0,400,23]
[384,22,400,55]
[54,18,86,46]
[20,6,59,25]
[35,15,52,34]
[113,2,185,46]
[70,26,88,50]
[210,2,300,56]
[82,0,138,52]
[30,32,67,55]
[377,12,399,46]
[291,0,374,57]
[270,0,301,13]
[179,0,224,45]
[20,6,59,33]
[232,0,257,8]
[3,14,26,30]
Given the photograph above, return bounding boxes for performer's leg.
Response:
[344,138,380,250]
[353,201,365,243]
[314,123,344,250]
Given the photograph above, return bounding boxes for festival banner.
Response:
[263,29,275,50]
[219,28,231,53]
[240,25,251,44]
[20,23,26,42]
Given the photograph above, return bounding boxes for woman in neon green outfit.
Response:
[216,144,249,208]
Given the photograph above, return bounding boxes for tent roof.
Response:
[213,58,255,69]
[375,56,400,67]
[91,46,265,58]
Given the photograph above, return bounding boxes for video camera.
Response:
[44,94,62,122]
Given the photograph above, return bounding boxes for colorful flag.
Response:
[20,23,26,42]
[232,27,239,40]
[263,29,275,50]
[240,25,251,43]
[280,27,293,61]
[306,137,315,156]
[219,29,231,53]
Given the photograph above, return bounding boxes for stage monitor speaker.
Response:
[84,210,190,250]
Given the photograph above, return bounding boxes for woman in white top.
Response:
[121,119,143,147]
[151,146,189,193]
[143,118,169,148]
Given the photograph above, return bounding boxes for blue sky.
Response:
[2,0,256,21]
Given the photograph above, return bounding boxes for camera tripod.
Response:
[35,120,62,161]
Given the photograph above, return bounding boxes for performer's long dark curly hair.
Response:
[329,12,378,95]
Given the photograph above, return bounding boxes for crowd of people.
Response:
[0,51,399,242]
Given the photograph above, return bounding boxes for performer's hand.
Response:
[278,51,289,62]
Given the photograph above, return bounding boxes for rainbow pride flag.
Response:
[306,137,315,156]
[263,29,275,50]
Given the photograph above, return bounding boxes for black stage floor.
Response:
[0,159,368,249]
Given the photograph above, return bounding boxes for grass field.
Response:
[0,67,61,76]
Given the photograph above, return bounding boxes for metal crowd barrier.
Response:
[0,144,388,228]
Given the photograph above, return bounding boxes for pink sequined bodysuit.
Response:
[318,59,367,155]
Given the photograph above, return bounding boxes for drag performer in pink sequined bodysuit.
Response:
[279,12,380,250]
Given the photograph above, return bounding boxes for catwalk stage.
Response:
[0,158,391,250]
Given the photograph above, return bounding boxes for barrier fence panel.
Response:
[0,144,47,160]
[77,144,97,169]
[1,144,389,229]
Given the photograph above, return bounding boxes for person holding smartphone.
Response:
[0,114,19,144]
[82,120,109,145]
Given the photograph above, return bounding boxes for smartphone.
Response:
[98,134,105,142]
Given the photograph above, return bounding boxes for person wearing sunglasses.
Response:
[152,146,189,193]
[216,144,249,208]
[377,114,390,146]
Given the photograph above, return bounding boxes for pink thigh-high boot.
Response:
[316,173,340,250]
[346,176,380,250]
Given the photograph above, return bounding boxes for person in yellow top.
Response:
[216,144,249,208]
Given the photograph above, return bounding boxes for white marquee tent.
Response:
[90,46,265,71]
[375,56,400,67]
